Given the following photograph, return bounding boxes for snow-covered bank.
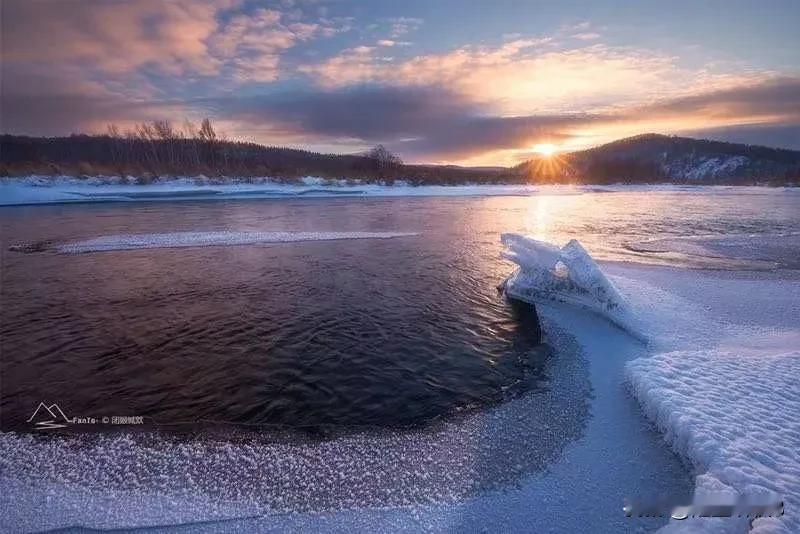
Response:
[1,176,798,206]
[502,235,800,533]
[0,177,545,205]
[627,346,799,533]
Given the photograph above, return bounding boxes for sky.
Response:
[1,0,799,166]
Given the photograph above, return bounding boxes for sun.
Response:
[533,143,557,157]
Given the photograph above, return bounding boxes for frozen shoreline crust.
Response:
[500,235,799,533]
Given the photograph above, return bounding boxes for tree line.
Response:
[3,124,796,185]
[0,118,519,185]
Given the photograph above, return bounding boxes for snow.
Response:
[627,345,800,534]
[0,177,554,205]
[502,236,800,533]
[662,156,749,181]
[2,177,796,207]
[54,231,419,253]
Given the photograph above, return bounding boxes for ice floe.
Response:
[55,231,419,253]
[500,234,642,337]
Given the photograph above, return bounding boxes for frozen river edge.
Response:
[502,234,799,533]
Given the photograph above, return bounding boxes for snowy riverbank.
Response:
[1,176,798,206]
[503,235,800,533]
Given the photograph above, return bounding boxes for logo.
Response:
[25,401,145,430]
[26,402,72,430]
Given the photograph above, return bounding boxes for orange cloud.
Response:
[298,38,774,118]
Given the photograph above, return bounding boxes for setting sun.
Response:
[533,143,557,156]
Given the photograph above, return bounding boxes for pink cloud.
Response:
[2,0,235,77]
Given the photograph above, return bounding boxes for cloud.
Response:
[2,2,798,163]
[207,76,800,164]
[205,84,592,162]
[1,0,342,96]
[1,0,233,77]
[376,39,411,47]
[384,17,423,38]
[297,38,764,117]
[635,76,800,123]
[209,8,337,83]
[685,124,800,151]
[0,92,184,137]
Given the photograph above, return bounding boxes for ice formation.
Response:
[500,234,641,336]
[56,231,419,253]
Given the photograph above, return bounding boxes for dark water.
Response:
[0,198,549,432]
[5,190,798,433]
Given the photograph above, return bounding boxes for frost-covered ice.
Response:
[500,234,642,336]
[501,235,800,533]
[627,233,800,270]
[56,231,419,253]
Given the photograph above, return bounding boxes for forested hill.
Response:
[519,134,800,185]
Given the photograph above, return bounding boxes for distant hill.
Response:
[519,134,800,185]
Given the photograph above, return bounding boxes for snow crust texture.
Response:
[57,231,418,253]
[626,349,800,533]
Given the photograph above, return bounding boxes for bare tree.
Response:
[367,144,402,169]
[197,118,218,169]
[152,120,177,169]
